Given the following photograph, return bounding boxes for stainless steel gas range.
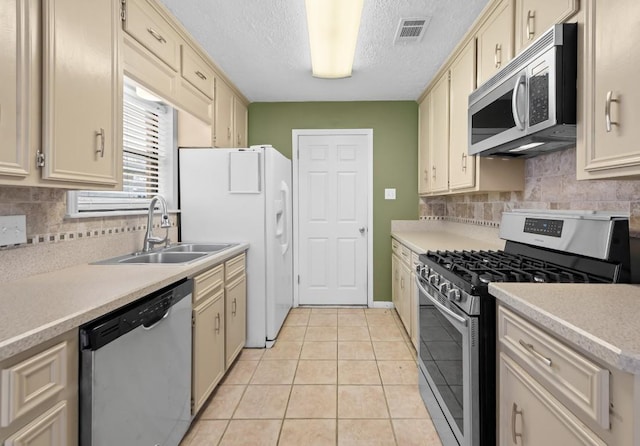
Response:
[415,210,633,446]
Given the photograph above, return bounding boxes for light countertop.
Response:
[490,282,640,374]
[0,243,248,362]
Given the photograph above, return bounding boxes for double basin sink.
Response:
[95,243,237,265]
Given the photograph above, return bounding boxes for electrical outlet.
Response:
[0,215,27,246]
[384,188,396,200]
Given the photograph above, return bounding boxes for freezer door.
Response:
[264,147,294,340]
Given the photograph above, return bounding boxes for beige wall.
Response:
[0,186,178,282]
[421,148,640,235]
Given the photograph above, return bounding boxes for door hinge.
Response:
[191,314,195,328]
[447,71,451,81]
[120,0,126,22]
[190,398,195,413]
[297,275,300,284]
[36,150,45,168]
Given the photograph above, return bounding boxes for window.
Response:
[67,80,177,217]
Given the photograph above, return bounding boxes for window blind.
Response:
[68,85,174,215]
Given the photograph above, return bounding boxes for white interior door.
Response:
[295,131,371,305]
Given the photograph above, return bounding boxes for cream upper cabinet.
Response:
[499,354,606,446]
[448,40,477,191]
[0,0,31,180]
[42,0,121,188]
[515,0,579,52]
[429,74,450,193]
[476,0,514,86]
[577,0,640,180]
[214,77,234,148]
[234,97,248,148]
[418,97,430,194]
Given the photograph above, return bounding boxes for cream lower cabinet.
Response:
[391,238,419,349]
[499,354,606,446]
[225,253,246,368]
[41,0,121,188]
[577,0,640,180]
[0,331,77,446]
[191,253,247,415]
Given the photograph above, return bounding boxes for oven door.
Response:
[416,275,479,446]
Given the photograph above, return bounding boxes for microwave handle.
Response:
[511,75,527,130]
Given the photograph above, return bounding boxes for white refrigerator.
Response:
[179,145,293,347]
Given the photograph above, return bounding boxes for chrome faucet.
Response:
[143,195,172,252]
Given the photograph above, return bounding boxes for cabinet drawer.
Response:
[1,342,67,427]
[124,0,181,71]
[225,253,245,282]
[391,239,402,257]
[193,264,224,306]
[399,245,411,265]
[498,306,610,429]
[181,45,214,99]
[411,251,420,266]
[4,400,68,446]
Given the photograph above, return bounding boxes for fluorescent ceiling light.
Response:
[305,0,364,79]
[509,142,545,152]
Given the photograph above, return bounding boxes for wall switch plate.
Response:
[384,188,396,200]
[0,215,27,246]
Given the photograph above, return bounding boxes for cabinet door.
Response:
[418,97,430,194]
[515,0,578,52]
[578,0,640,179]
[234,98,248,148]
[42,0,121,187]
[0,0,30,179]
[225,275,246,368]
[398,260,412,334]
[214,78,234,148]
[429,74,450,193]
[477,0,514,85]
[499,354,606,446]
[4,401,68,446]
[192,292,225,414]
[448,40,476,191]
[391,254,400,312]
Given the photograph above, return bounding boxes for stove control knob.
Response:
[428,274,440,286]
[448,289,461,302]
[438,282,449,294]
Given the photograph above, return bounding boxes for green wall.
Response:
[248,101,418,302]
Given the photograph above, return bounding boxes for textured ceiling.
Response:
[158,0,489,102]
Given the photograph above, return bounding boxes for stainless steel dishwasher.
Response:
[79,279,193,446]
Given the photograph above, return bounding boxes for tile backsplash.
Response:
[420,148,640,235]
[0,186,178,282]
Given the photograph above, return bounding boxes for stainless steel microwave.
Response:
[468,23,577,157]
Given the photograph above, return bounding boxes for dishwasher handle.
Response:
[142,308,171,330]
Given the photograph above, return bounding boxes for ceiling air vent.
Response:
[394,17,431,45]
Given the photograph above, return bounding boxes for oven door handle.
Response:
[416,277,468,327]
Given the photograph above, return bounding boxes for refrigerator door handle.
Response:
[278,181,290,255]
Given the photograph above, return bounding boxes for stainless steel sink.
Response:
[117,252,206,264]
[163,243,233,253]
[93,243,238,265]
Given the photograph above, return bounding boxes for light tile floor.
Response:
[180,308,443,446]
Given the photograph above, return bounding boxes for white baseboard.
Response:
[370,301,394,309]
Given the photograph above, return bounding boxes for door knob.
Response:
[359,227,366,234]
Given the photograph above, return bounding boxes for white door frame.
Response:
[292,129,374,308]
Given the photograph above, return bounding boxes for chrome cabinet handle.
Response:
[511,403,523,444]
[494,43,502,68]
[526,10,535,40]
[518,339,552,366]
[512,75,527,130]
[147,27,166,43]
[96,128,105,158]
[232,298,237,316]
[461,153,467,171]
[195,70,207,80]
[605,90,619,132]
[227,127,231,138]
[400,277,405,290]
[432,165,436,179]
[215,313,221,333]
